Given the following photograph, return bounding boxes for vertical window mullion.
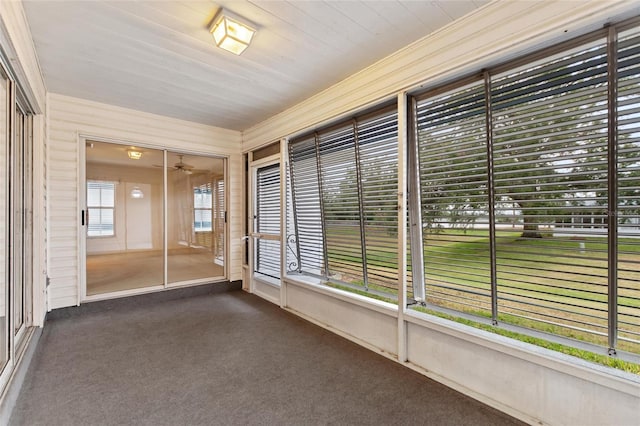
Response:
[314,132,330,279]
[353,120,369,290]
[286,144,302,272]
[607,25,619,354]
[484,70,499,325]
[407,97,426,303]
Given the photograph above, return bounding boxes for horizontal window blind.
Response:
[416,81,492,315]
[288,136,325,276]
[492,39,610,343]
[255,163,281,278]
[617,29,640,349]
[319,123,365,284]
[214,179,225,262]
[288,106,398,296]
[87,181,115,237]
[409,23,640,355]
[358,110,399,292]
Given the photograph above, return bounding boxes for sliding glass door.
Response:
[12,103,32,350]
[0,67,9,374]
[84,143,226,297]
[0,60,35,387]
[166,152,225,284]
[85,142,165,296]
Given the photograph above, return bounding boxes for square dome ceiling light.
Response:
[209,9,256,55]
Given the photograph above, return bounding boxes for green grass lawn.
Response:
[321,227,640,358]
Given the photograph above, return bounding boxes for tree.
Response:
[416,46,630,239]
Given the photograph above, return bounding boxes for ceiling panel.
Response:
[23,0,488,131]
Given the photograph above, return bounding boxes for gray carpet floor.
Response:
[11,290,526,425]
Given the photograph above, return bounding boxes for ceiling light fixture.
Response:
[209,9,256,55]
[130,187,144,199]
[127,149,143,160]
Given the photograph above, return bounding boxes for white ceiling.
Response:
[23,0,488,131]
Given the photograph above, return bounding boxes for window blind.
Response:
[492,39,610,341]
[288,106,398,295]
[617,29,640,347]
[255,163,281,278]
[415,81,492,314]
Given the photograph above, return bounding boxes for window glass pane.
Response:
[255,163,280,278]
[359,110,399,293]
[288,106,398,301]
[0,69,8,371]
[288,137,324,276]
[416,81,491,315]
[492,39,609,346]
[319,124,365,286]
[86,182,115,237]
[102,186,115,207]
[167,152,224,284]
[86,142,164,295]
[617,29,640,354]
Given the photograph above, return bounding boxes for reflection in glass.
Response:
[13,107,27,337]
[167,152,225,284]
[85,142,164,295]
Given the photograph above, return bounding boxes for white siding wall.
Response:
[47,93,242,309]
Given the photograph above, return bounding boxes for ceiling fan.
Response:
[171,155,195,174]
[154,155,198,174]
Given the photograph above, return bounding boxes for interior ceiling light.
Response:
[130,187,144,199]
[209,9,256,55]
[127,149,143,160]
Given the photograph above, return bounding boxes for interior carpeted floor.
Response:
[86,250,224,295]
[11,290,525,426]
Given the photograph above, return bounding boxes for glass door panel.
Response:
[85,142,164,295]
[253,163,281,279]
[12,106,26,337]
[0,70,9,371]
[167,152,225,284]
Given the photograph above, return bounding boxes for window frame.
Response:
[86,180,116,238]
[193,184,213,233]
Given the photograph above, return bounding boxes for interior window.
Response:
[87,181,115,237]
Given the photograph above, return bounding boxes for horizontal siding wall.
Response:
[47,93,242,309]
[242,0,636,150]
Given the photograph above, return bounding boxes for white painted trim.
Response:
[44,92,51,313]
[253,276,280,305]
[283,276,398,318]
[30,114,45,327]
[279,137,287,309]
[248,154,282,297]
[401,357,539,425]
[163,149,168,289]
[249,152,280,169]
[403,309,640,397]
[78,134,86,304]
[283,304,399,364]
[82,278,228,303]
[396,91,408,363]
[166,276,226,289]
